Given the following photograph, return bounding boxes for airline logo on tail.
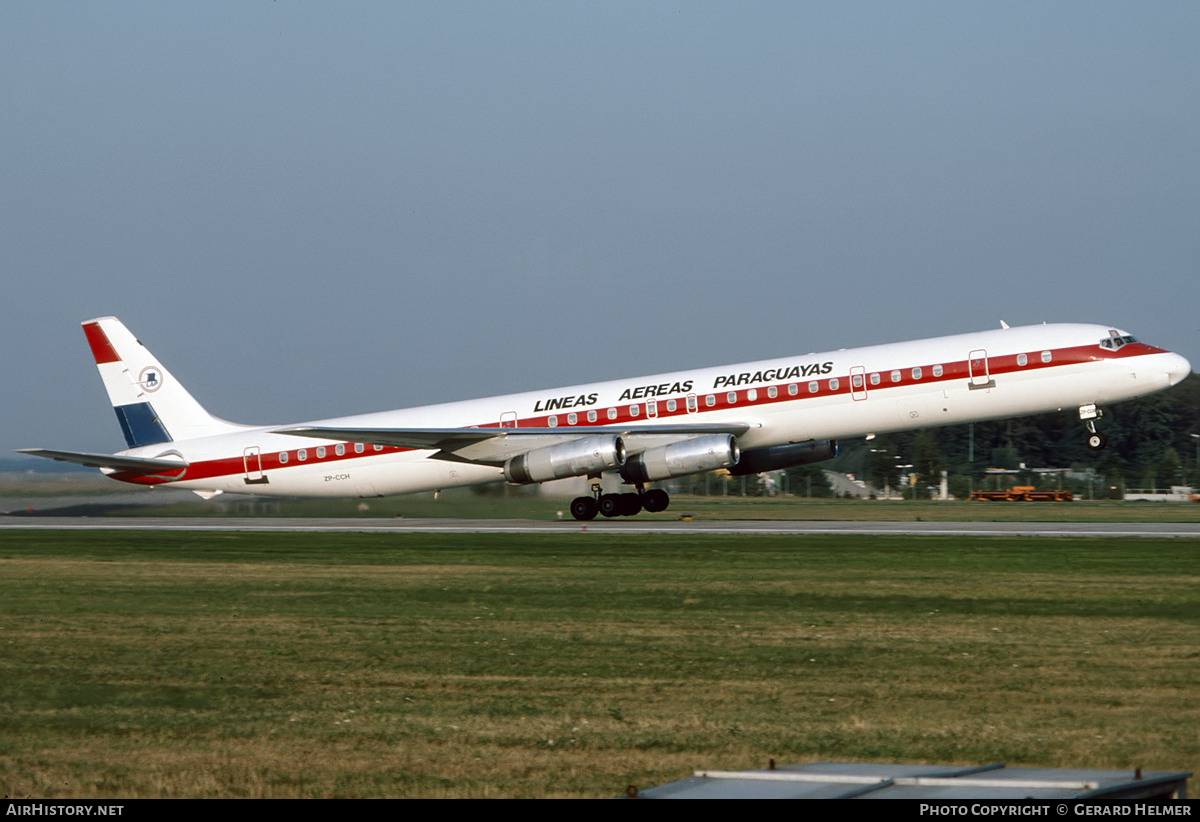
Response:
[138,367,162,392]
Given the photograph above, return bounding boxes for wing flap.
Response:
[276,423,751,447]
[274,424,754,466]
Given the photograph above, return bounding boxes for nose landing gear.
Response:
[1080,404,1107,450]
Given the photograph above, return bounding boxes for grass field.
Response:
[0,530,1196,798]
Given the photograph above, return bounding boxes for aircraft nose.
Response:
[1166,352,1191,386]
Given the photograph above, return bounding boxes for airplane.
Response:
[17,317,1192,520]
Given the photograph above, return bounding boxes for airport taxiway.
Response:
[2,517,1200,537]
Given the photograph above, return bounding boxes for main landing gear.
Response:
[569,478,670,521]
[1080,403,1107,451]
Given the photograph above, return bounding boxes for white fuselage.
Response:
[111,323,1190,497]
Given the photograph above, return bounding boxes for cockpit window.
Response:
[1099,334,1138,351]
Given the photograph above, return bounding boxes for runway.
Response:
[3,517,1200,537]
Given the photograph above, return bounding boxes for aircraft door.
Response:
[243,446,268,485]
[850,366,868,401]
[968,350,994,389]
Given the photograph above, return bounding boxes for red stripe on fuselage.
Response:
[110,443,413,486]
[514,341,1165,428]
[110,342,1171,487]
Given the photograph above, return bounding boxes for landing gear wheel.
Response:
[1081,406,1106,452]
[570,496,598,521]
[619,493,643,516]
[598,494,622,518]
[642,489,670,513]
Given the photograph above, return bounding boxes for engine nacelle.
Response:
[620,434,740,483]
[728,439,837,475]
[504,435,626,484]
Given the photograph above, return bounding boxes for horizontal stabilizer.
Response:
[15,448,188,474]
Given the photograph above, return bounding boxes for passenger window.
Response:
[808,381,817,393]
[852,374,863,389]
[829,378,840,391]
[587,409,597,423]
[687,395,698,412]
[279,452,288,464]
[705,395,716,407]
[567,412,577,425]
[607,407,618,420]
[1017,353,1028,366]
[373,444,383,452]
[748,388,757,402]
[548,415,558,427]
[355,443,364,454]
[869,373,880,386]
[629,404,639,417]
[726,391,737,404]
[335,444,345,456]
[316,446,326,459]
[890,370,901,383]
[933,365,944,378]
[767,386,777,399]
[298,449,307,461]
[1041,351,1052,363]
[666,399,677,412]
[912,367,922,380]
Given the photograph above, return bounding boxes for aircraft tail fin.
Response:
[82,317,245,448]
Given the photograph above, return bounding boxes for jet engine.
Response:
[620,434,740,483]
[728,439,837,475]
[504,435,626,484]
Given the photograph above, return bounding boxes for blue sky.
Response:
[3,2,1197,455]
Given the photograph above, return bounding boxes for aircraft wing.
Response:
[275,424,752,466]
[15,448,189,474]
